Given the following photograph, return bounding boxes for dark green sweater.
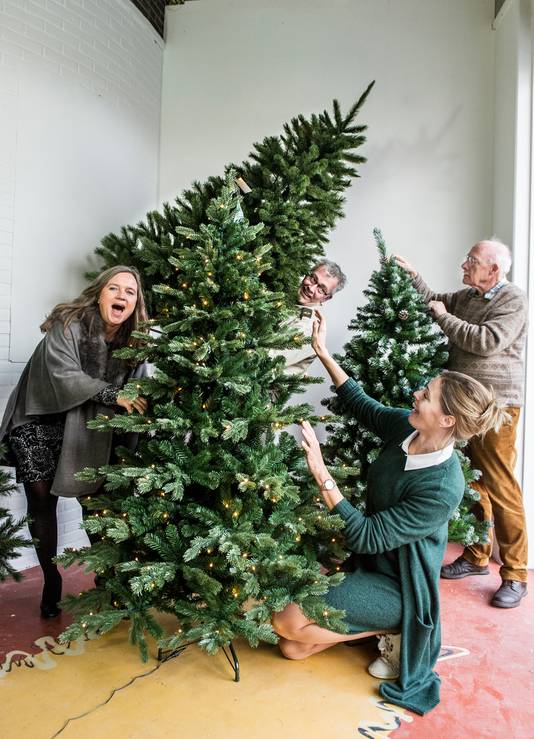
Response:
[334,378,464,715]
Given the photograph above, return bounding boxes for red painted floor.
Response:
[1,544,533,737]
[396,543,534,739]
[0,564,95,662]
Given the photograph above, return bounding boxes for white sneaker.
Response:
[367,633,401,679]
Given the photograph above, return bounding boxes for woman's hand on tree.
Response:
[301,421,343,511]
[301,421,328,482]
[117,394,148,415]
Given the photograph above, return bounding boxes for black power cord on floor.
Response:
[50,646,187,738]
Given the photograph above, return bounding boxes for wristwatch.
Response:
[320,478,337,491]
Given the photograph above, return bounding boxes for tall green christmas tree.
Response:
[323,229,489,546]
[0,446,29,582]
[59,176,348,660]
[92,84,374,310]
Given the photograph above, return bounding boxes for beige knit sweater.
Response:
[413,276,528,406]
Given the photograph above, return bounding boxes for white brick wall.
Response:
[0,0,163,570]
[4,485,90,570]
[0,0,162,115]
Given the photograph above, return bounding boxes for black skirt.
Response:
[8,415,65,484]
[6,385,119,485]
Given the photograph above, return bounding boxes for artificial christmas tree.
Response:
[0,446,29,582]
[323,229,489,546]
[91,84,374,310]
[59,176,348,661]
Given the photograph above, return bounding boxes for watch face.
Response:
[323,479,335,491]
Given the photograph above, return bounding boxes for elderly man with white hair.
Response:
[395,240,528,609]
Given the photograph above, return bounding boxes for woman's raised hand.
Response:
[311,310,349,389]
[117,393,148,415]
[311,309,328,357]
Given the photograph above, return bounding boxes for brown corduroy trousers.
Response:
[463,407,528,582]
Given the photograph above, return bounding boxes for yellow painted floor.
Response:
[2,614,413,739]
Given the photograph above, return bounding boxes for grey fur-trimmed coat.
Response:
[0,312,145,497]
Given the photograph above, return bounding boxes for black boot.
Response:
[23,480,62,618]
[491,580,528,608]
[40,569,62,619]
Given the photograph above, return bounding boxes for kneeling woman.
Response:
[272,311,506,715]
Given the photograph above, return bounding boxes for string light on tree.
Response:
[56,169,355,661]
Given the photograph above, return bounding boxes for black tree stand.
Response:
[157,641,240,682]
[221,642,240,682]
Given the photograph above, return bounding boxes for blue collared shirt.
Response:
[468,280,507,300]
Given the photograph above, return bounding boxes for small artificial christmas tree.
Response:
[58,175,347,660]
[92,84,374,310]
[0,447,29,582]
[322,229,489,546]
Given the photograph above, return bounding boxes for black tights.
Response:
[23,480,61,604]
[23,484,102,604]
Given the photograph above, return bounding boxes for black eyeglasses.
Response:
[306,272,331,298]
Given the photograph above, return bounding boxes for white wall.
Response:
[160,0,495,412]
[2,0,512,572]
[493,1,520,247]
[493,0,534,567]
[0,0,163,570]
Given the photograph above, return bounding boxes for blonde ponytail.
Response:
[439,371,510,442]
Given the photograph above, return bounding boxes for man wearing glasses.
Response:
[276,260,347,376]
[395,240,528,609]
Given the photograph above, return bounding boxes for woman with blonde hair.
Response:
[272,311,507,715]
[0,266,149,618]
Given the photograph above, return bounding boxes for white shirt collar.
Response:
[400,430,455,471]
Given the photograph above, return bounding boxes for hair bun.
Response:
[479,401,510,435]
